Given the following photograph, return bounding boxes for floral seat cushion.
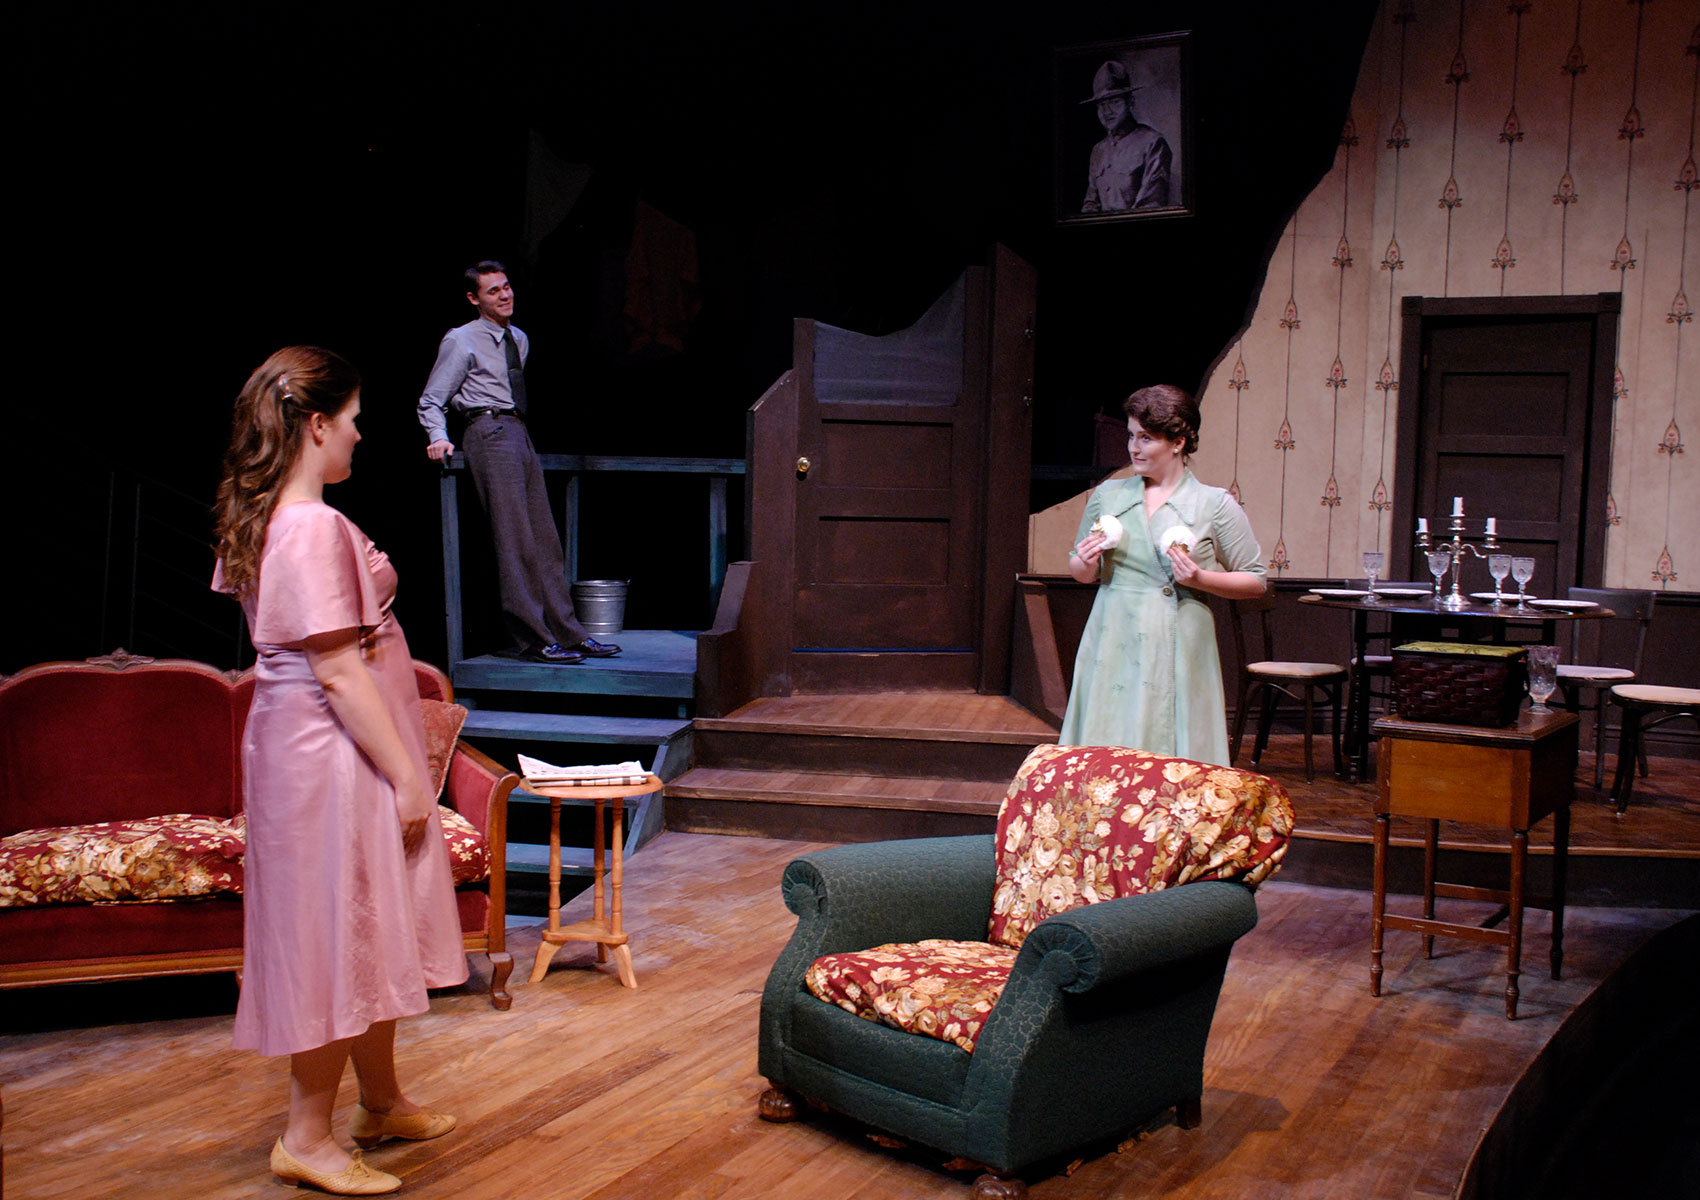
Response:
[0,805,490,908]
[804,939,1020,1053]
[804,745,1294,1053]
[0,815,245,907]
[437,805,491,885]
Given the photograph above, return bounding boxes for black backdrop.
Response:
[9,1,1375,672]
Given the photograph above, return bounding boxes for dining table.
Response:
[1297,587,1615,783]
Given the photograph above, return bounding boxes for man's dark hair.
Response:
[464,260,508,295]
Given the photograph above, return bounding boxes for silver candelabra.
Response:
[1414,499,1500,611]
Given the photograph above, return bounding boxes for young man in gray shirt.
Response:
[417,261,620,664]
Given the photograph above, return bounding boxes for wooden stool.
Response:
[528,774,661,990]
[1370,711,1578,1019]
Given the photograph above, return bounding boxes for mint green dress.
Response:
[1058,472,1266,765]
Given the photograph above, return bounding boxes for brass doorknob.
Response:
[796,456,811,476]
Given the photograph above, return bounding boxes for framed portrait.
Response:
[1054,32,1193,225]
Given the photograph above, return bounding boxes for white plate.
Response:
[1375,586,1432,596]
[1309,588,1373,597]
[1529,598,1599,609]
[1470,591,1539,602]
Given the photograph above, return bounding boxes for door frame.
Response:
[1394,293,1620,590]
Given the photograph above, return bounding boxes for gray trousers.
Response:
[460,412,586,651]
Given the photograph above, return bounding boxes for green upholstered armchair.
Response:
[755,745,1290,1198]
[757,836,1259,1197]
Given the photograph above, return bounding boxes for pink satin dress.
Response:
[216,501,466,1057]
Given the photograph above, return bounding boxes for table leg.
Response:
[609,798,636,989]
[1609,705,1642,814]
[593,797,608,964]
[1351,610,1371,783]
[1506,829,1526,1020]
[1422,818,1438,959]
[530,797,565,983]
[1371,812,1389,997]
[1550,801,1569,980]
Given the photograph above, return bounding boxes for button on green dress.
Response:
[1058,472,1266,764]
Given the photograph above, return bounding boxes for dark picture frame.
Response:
[1055,32,1193,225]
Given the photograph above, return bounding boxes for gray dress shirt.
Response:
[417,316,529,444]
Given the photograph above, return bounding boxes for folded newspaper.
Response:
[518,755,650,787]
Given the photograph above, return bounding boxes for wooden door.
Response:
[1395,295,1618,599]
[746,248,1036,694]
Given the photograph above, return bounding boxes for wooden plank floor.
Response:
[1,830,1691,1199]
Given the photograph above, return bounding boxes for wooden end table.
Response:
[1370,710,1578,1019]
[528,773,662,990]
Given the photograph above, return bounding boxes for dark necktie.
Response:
[503,331,528,416]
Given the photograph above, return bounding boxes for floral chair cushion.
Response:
[438,804,491,884]
[988,745,1293,949]
[0,815,245,908]
[805,939,1020,1053]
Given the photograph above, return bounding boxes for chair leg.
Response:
[1300,688,1316,782]
[1329,684,1344,778]
[758,1084,802,1123]
[971,1173,1029,1199]
[1252,688,1277,765]
[1230,683,1256,766]
[1591,693,1607,790]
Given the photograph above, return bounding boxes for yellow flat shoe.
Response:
[349,1102,457,1149]
[270,1139,400,1195]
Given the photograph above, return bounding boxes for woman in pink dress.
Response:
[214,346,466,1195]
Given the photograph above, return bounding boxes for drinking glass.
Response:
[1426,550,1451,602]
[1487,554,1512,606]
[1510,556,1536,609]
[1527,645,1560,714]
[1362,550,1385,602]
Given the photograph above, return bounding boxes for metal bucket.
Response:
[570,579,628,637]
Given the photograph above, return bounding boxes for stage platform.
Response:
[2,830,1692,1198]
[665,691,1700,908]
[451,629,698,702]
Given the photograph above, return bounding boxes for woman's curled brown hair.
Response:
[214,346,361,593]
[1123,384,1200,456]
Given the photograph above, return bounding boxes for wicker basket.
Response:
[1391,641,1527,727]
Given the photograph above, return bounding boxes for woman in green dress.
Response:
[1059,385,1267,764]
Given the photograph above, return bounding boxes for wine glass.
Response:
[1527,645,1560,714]
[1487,554,1512,607]
[1510,556,1536,609]
[1362,550,1385,602]
[1426,551,1451,604]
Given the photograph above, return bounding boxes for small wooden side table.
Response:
[1370,710,1578,1019]
[528,774,662,990]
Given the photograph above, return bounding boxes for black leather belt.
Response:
[465,407,521,423]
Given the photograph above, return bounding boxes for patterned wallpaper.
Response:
[1192,0,1698,590]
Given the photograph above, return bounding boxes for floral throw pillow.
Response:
[437,805,490,885]
[420,698,469,800]
[805,939,1020,1053]
[988,744,1294,949]
[0,815,245,908]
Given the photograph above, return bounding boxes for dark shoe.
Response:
[525,643,584,664]
[571,637,622,658]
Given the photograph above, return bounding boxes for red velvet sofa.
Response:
[0,650,516,1009]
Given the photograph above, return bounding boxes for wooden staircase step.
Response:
[692,732,1041,781]
[663,766,1006,843]
[462,711,692,744]
[696,693,1056,742]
